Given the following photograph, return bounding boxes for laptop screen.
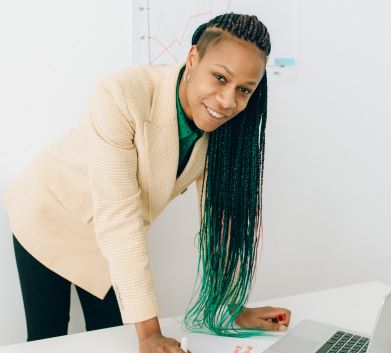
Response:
[367,292,391,353]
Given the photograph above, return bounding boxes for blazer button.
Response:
[143,219,150,226]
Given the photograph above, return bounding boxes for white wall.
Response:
[0,0,132,346]
[256,0,391,300]
[1,0,391,347]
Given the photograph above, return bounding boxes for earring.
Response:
[185,72,190,82]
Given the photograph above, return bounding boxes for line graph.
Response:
[149,11,213,64]
[132,0,299,83]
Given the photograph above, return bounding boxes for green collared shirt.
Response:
[176,67,204,177]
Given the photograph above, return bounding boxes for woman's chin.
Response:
[195,121,215,133]
[194,114,221,133]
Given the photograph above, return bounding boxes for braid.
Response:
[192,13,271,56]
[184,14,271,337]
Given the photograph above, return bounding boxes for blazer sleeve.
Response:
[87,78,159,324]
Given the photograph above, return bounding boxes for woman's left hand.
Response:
[235,306,291,332]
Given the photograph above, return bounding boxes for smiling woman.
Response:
[3,12,290,353]
[179,29,266,132]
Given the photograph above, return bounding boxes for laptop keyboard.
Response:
[315,330,369,353]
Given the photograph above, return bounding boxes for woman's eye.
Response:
[239,87,251,95]
[215,74,226,83]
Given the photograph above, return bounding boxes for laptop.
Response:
[264,292,391,353]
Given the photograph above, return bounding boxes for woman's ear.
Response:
[185,44,199,73]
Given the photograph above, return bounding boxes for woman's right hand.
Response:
[139,333,190,353]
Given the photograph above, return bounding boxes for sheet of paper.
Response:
[162,321,282,353]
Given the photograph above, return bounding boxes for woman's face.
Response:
[179,36,267,132]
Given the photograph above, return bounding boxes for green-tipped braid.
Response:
[184,13,272,338]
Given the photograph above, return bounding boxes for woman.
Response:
[4,13,291,353]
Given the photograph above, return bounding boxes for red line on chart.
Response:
[177,12,213,46]
[149,37,179,63]
[149,11,213,64]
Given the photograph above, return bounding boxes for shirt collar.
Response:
[176,67,203,139]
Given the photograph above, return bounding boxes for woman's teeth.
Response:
[206,106,224,119]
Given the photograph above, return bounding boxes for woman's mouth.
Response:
[205,105,225,120]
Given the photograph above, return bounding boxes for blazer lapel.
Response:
[143,64,182,221]
[144,121,178,221]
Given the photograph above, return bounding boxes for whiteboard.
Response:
[132,0,299,83]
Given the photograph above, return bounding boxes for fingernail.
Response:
[279,325,287,331]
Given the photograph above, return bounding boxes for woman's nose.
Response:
[216,87,236,110]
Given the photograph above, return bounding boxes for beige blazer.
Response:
[4,63,209,323]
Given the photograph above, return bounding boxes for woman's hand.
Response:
[235,306,291,332]
[139,333,190,353]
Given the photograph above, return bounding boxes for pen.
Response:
[180,337,188,352]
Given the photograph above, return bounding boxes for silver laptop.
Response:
[264,292,391,353]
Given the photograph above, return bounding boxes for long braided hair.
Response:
[183,13,271,337]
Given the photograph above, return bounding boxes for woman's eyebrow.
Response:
[214,64,258,86]
[215,63,234,76]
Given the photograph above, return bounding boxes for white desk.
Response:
[1,282,389,353]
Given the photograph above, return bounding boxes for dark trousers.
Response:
[13,235,123,341]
